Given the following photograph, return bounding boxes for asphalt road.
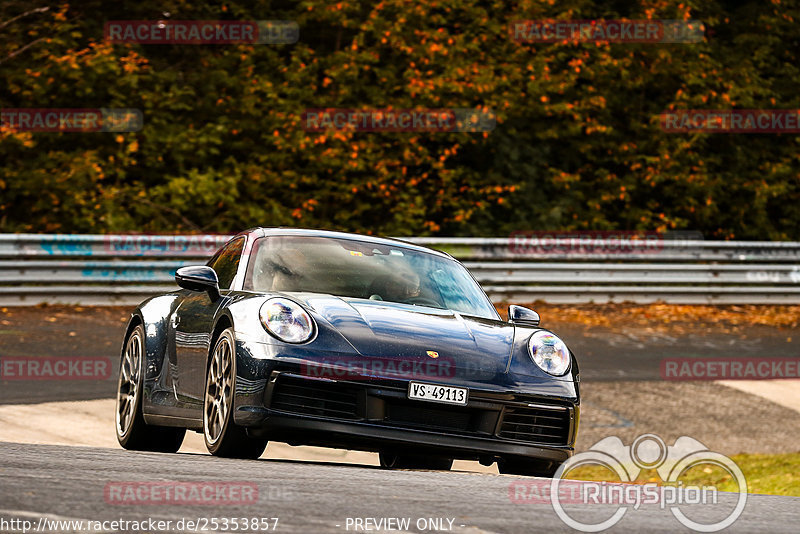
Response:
[0,441,796,533]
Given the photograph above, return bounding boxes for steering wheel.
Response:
[405,296,441,308]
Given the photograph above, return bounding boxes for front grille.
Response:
[270,376,360,420]
[498,405,571,445]
[384,402,472,432]
[269,374,570,445]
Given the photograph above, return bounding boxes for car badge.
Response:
[426,351,439,359]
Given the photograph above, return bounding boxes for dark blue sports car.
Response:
[115,228,579,476]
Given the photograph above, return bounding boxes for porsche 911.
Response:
[115,228,579,476]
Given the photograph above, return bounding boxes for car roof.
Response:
[238,227,453,259]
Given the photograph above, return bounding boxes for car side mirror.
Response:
[175,266,220,301]
[508,305,540,327]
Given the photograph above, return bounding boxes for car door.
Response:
[173,237,245,406]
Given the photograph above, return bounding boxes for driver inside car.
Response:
[369,271,421,303]
[266,248,310,292]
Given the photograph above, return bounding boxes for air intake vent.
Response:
[384,402,473,432]
[270,376,359,420]
[498,405,570,445]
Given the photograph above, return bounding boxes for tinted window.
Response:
[208,237,244,289]
[244,236,498,319]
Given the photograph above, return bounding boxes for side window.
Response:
[208,237,245,290]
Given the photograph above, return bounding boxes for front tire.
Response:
[379,452,453,471]
[203,328,268,459]
[115,324,186,452]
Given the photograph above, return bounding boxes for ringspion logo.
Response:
[550,434,747,532]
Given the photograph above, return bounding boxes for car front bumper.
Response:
[233,369,579,463]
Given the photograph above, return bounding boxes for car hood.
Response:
[295,294,514,378]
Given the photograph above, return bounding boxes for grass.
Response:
[564,452,800,496]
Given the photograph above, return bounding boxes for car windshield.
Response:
[244,235,498,319]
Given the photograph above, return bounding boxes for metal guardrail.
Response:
[0,234,799,305]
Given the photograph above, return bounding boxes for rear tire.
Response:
[115,324,186,453]
[204,328,268,459]
[379,452,453,470]
[498,457,560,477]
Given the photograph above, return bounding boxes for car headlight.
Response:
[259,298,315,343]
[528,331,570,376]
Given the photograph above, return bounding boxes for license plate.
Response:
[408,382,468,406]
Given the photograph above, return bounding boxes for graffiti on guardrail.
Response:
[28,235,232,256]
[744,267,800,284]
[38,237,94,256]
[79,267,176,280]
[1,234,799,305]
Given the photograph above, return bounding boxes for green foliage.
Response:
[1,0,798,238]
[567,451,800,497]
